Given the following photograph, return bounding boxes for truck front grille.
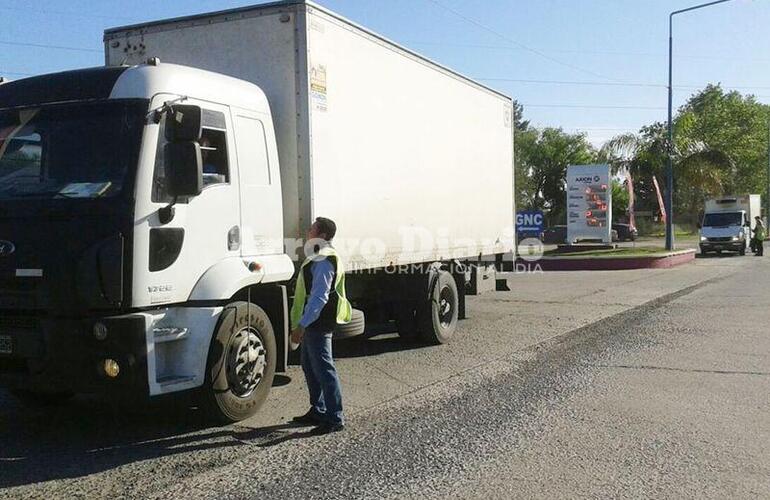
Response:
[0,316,38,330]
[0,278,38,310]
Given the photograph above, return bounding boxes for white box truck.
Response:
[699,194,761,255]
[0,1,514,421]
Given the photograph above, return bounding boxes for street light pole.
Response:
[667,0,734,251]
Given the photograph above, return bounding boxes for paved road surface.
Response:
[1,253,767,498]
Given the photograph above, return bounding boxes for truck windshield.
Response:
[703,212,742,227]
[0,100,146,200]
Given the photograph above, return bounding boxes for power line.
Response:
[0,40,101,53]
[477,77,770,96]
[424,0,621,82]
[480,78,667,89]
[523,103,666,110]
[0,70,33,77]
[404,40,770,64]
[0,5,138,22]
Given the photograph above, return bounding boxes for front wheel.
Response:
[202,301,276,423]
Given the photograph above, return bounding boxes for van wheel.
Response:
[739,246,746,256]
[420,270,459,344]
[334,309,366,339]
[203,301,276,423]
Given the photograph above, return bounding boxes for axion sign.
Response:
[566,164,612,244]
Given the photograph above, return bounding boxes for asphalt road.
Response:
[1,253,768,499]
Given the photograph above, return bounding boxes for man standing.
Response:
[290,217,352,434]
[752,216,765,256]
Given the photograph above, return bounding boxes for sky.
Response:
[1,0,769,146]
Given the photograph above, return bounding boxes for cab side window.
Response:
[152,108,230,203]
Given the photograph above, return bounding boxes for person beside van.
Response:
[752,216,765,256]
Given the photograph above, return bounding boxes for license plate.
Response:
[0,335,12,354]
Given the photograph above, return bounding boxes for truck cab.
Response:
[0,62,294,420]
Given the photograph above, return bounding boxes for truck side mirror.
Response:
[696,222,702,229]
[165,142,203,198]
[165,105,202,142]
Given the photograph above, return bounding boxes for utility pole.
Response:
[666,0,734,251]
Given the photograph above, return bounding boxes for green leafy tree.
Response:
[516,127,597,225]
[601,85,769,227]
[611,179,629,223]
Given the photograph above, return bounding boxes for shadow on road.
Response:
[0,328,425,489]
[694,252,745,259]
[0,378,316,489]
[333,335,429,360]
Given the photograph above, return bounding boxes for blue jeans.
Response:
[300,329,344,425]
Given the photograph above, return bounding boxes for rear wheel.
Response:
[420,270,459,345]
[203,301,276,423]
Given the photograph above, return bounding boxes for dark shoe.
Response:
[310,422,345,435]
[292,409,325,425]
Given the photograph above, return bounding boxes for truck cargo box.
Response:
[105,0,515,270]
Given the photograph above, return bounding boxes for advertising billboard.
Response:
[566,164,612,244]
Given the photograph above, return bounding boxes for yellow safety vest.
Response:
[290,246,352,329]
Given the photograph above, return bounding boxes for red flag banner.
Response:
[652,175,666,224]
[626,172,636,230]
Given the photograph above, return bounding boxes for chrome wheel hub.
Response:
[226,327,266,398]
[438,286,454,328]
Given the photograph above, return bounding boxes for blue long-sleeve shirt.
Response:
[299,257,335,329]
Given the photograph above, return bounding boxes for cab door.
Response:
[231,109,283,258]
[135,98,241,306]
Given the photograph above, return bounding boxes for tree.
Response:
[512,99,529,132]
[611,179,629,223]
[601,85,769,228]
[516,127,597,225]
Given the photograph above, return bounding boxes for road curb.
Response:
[517,249,696,271]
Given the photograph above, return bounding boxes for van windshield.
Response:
[703,212,742,227]
[0,100,146,201]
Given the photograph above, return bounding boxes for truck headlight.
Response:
[700,236,707,242]
[732,235,742,241]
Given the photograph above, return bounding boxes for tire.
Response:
[10,389,74,408]
[203,301,276,423]
[420,270,459,345]
[334,309,366,339]
[739,246,746,256]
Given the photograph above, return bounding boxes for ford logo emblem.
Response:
[0,240,15,256]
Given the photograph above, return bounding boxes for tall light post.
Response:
[667,0,734,250]
[766,114,770,223]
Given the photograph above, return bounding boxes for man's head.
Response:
[308,217,337,242]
